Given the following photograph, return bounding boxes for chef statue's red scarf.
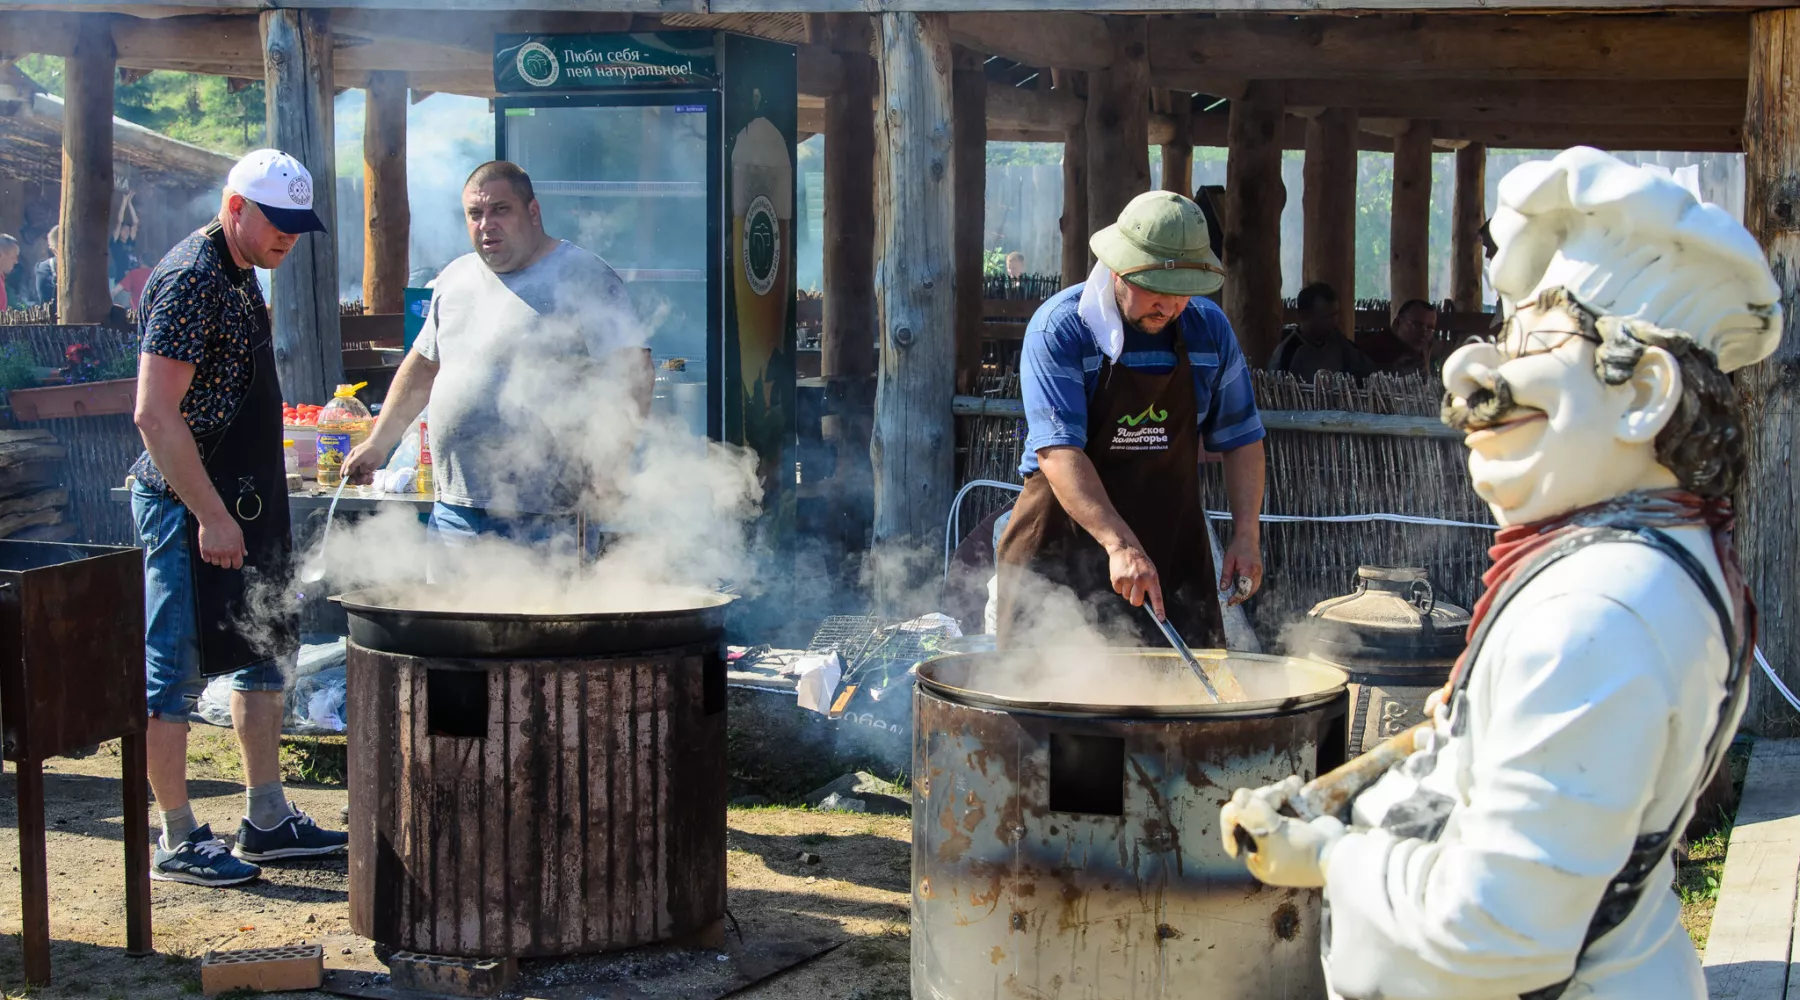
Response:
[1449,488,1755,688]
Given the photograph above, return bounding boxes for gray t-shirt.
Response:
[414,241,642,514]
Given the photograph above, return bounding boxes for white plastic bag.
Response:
[794,652,843,715]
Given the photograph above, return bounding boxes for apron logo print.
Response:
[1111,402,1172,452]
[1117,405,1169,428]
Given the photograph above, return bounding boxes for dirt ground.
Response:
[0,725,1743,999]
[0,730,911,1000]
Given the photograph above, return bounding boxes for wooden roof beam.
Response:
[1276,78,1748,112]
[1147,13,1750,81]
[946,12,1109,73]
[1423,119,1743,152]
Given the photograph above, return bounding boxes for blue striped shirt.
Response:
[1018,285,1265,475]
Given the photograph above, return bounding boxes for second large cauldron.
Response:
[342,586,732,959]
[912,649,1348,1000]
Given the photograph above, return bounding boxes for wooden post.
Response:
[120,731,152,957]
[362,70,409,315]
[1303,107,1358,340]
[822,46,877,554]
[57,14,114,326]
[1085,16,1150,242]
[0,174,23,242]
[952,48,985,395]
[1223,81,1285,367]
[261,8,342,405]
[1739,9,1800,737]
[1058,71,1090,286]
[1161,91,1194,198]
[1452,141,1487,313]
[16,759,47,985]
[1390,121,1433,310]
[872,12,956,613]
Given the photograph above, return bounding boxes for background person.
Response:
[0,235,20,312]
[1269,282,1376,378]
[34,225,56,311]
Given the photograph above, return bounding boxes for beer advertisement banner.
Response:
[494,32,718,94]
[721,34,798,561]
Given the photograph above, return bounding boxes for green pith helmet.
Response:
[1089,190,1226,297]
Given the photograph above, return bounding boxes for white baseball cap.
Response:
[226,149,327,235]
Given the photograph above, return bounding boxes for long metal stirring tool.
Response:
[1144,604,1223,703]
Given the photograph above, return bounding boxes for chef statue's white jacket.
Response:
[1320,526,1738,1000]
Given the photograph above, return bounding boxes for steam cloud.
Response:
[233,295,764,650]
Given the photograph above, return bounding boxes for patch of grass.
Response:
[280,737,347,787]
[1677,823,1732,951]
[798,833,832,846]
[178,975,203,994]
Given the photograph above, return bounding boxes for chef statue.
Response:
[1221,145,1781,999]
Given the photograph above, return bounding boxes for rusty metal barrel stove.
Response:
[1293,566,1469,757]
[912,649,1348,999]
[341,586,731,959]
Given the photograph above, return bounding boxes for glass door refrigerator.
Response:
[494,30,797,547]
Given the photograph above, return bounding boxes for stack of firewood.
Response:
[0,429,69,540]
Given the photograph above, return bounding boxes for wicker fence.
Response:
[956,369,1493,649]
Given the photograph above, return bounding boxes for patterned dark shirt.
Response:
[128,227,267,495]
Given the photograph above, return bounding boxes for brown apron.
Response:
[995,327,1224,650]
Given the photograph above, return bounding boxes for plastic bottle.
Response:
[417,417,434,497]
[283,438,299,476]
[314,382,372,487]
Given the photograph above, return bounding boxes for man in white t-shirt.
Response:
[343,161,652,546]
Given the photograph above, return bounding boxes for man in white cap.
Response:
[130,149,346,888]
[1221,147,1779,999]
[995,190,1266,648]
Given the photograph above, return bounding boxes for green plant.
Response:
[0,341,38,394]
[982,248,1008,276]
[281,736,347,786]
[98,353,139,382]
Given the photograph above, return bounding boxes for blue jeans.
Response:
[426,502,583,581]
[132,484,285,724]
[427,502,578,547]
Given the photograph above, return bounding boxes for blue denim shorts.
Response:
[428,502,577,547]
[132,483,286,724]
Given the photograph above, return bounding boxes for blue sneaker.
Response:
[152,825,262,887]
[232,806,348,862]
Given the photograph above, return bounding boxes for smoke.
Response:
[221,276,763,654]
[333,91,495,295]
[308,337,762,616]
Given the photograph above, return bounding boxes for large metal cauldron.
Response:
[344,586,732,959]
[912,649,1348,1000]
[1292,566,1468,756]
[335,586,733,659]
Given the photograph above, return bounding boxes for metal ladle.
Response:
[298,475,353,586]
[1144,604,1223,703]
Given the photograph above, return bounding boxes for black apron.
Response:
[995,327,1224,650]
[184,222,298,677]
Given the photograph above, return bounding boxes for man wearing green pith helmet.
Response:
[995,191,1267,649]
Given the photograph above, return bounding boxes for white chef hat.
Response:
[1489,146,1782,373]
